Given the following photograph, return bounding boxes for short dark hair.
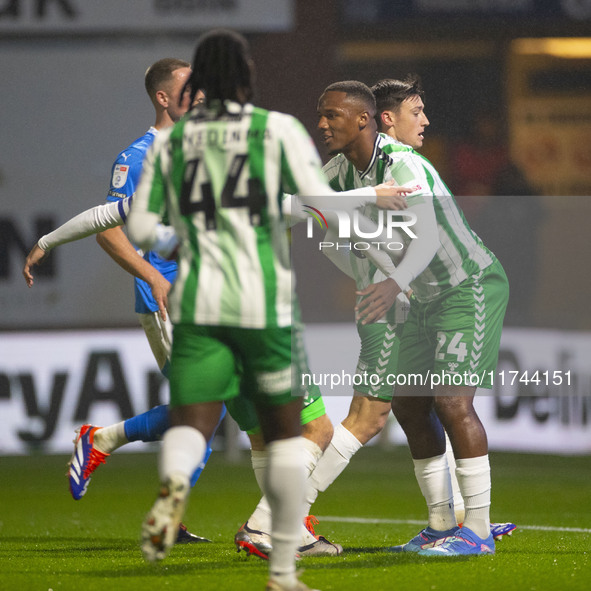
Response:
[371,75,425,116]
[187,28,253,109]
[144,58,191,101]
[323,80,376,115]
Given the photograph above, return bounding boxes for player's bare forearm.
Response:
[96,226,170,320]
[374,182,409,210]
[355,278,402,325]
[149,274,171,321]
[22,243,48,287]
[96,226,148,276]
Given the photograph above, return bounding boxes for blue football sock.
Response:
[123,404,169,442]
[123,403,226,486]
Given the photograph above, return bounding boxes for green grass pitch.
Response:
[1,446,589,591]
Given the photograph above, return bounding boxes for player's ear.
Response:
[155,89,169,109]
[381,110,394,128]
[358,110,371,130]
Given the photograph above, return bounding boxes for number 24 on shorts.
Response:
[435,332,467,362]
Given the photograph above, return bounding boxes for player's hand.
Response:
[355,278,402,325]
[149,273,172,322]
[374,181,409,210]
[23,244,48,288]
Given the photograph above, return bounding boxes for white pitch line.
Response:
[317,516,591,535]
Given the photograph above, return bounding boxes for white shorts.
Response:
[137,312,173,371]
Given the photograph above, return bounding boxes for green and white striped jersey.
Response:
[323,133,495,302]
[133,102,359,328]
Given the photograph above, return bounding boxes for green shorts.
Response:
[169,324,306,410]
[290,310,326,423]
[223,382,325,435]
[240,381,326,435]
[300,382,326,424]
[354,321,400,400]
[214,318,326,434]
[397,260,509,389]
[225,394,259,433]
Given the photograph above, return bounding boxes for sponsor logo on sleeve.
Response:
[112,164,129,189]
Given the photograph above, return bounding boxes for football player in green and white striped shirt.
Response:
[360,79,509,556]
[372,76,515,544]
[128,30,406,591]
[297,80,508,558]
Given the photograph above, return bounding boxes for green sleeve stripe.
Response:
[169,121,187,204]
[250,108,278,327]
[424,163,473,279]
[147,151,165,214]
[345,163,355,190]
[416,165,470,283]
[280,118,304,195]
[416,152,454,194]
[328,177,342,192]
[280,145,298,196]
[376,156,387,183]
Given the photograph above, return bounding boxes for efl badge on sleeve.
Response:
[112,164,129,189]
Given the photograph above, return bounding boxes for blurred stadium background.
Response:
[1,0,590,459]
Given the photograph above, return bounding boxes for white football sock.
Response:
[93,422,128,454]
[455,455,491,540]
[249,438,323,544]
[300,437,324,544]
[302,437,324,476]
[305,424,362,510]
[265,437,306,584]
[248,438,323,543]
[158,425,206,484]
[413,453,456,532]
[444,432,465,522]
[248,450,271,532]
[251,449,269,492]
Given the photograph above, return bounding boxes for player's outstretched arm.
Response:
[23,243,48,287]
[282,182,407,229]
[22,199,129,288]
[39,199,128,251]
